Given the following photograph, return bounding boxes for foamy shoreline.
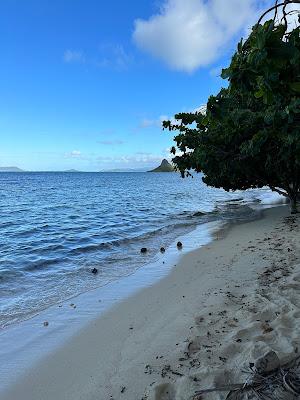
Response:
[2,205,299,400]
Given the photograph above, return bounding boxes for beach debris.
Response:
[120,386,126,393]
[161,365,171,378]
[261,322,273,334]
[91,268,98,274]
[161,364,183,378]
[160,247,165,253]
[190,359,201,368]
[177,241,183,249]
[193,353,300,400]
[145,364,153,374]
[195,316,205,324]
[255,351,280,375]
[43,321,49,327]
[141,247,148,253]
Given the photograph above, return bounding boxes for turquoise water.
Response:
[0,172,285,328]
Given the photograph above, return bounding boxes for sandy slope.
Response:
[2,205,300,400]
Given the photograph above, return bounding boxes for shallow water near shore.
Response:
[0,171,286,329]
[0,219,223,391]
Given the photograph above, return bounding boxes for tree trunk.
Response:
[290,196,299,214]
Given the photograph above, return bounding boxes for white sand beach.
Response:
[2,205,300,400]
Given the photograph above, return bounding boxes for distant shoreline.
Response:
[0,170,177,173]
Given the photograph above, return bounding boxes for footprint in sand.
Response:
[148,382,176,400]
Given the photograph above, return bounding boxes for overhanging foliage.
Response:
[164,1,300,212]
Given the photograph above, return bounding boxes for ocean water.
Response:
[0,172,286,329]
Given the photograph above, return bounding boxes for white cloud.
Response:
[96,151,171,166]
[97,140,124,145]
[138,115,170,129]
[63,50,85,64]
[96,44,133,70]
[133,0,269,72]
[138,118,159,128]
[65,150,82,159]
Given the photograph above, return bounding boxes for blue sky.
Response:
[0,0,272,171]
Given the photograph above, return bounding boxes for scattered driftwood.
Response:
[193,352,300,399]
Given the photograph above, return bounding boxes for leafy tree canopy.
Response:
[163,1,300,212]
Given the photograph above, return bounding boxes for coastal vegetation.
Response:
[164,0,300,213]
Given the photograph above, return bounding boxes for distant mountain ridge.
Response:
[148,159,174,172]
[0,166,24,172]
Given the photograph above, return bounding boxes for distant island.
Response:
[0,166,24,172]
[148,159,174,172]
[100,168,149,173]
[64,169,81,173]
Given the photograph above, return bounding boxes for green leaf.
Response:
[290,82,300,93]
[254,89,264,98]
[221,68,231,79]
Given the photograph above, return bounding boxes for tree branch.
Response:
[282,0,289,29]
[269,186,288,197]
[257,0,300,25]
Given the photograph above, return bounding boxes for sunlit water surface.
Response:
[0,172,286,328]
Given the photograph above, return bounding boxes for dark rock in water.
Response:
[91,268,98,274]
[177,241,183,249]
[160,247,166,253]
[141,247,147,253]
[194,211,205,217]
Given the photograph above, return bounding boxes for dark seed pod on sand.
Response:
[177,241,183,249]
[141,248,147,253]
[160,247,165,253]
[91,268,98,274]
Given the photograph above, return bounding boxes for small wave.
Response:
[178,210,208,217]
[216,197,244,203]
[24,258,63,272]
[69,221,200,256]
[258,192,288,205]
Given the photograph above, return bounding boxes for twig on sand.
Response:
[193,353,300,399]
